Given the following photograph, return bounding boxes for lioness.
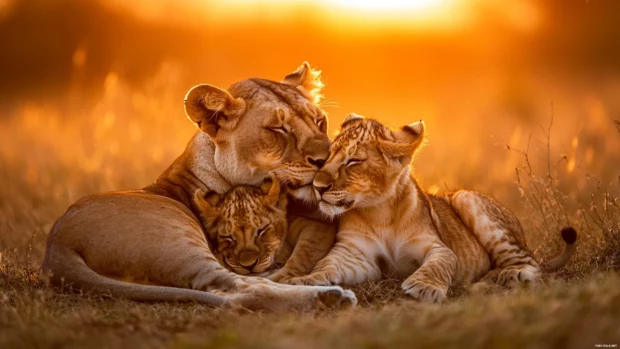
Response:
[287,115,576,303]
[41,63,356,311]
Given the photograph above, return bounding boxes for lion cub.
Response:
[286,114,576,303]
[193,177,294,276]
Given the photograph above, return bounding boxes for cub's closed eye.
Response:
[267,126,287,135]
[257,225,270,237]
[347,159,363,167]
[219,236,234,248]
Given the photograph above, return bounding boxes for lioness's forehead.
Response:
[229,78,324,121]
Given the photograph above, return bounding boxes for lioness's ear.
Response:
[193,188,221,219]
[282,61,324,104]
[184,84,246,138]
[378,120,425,162]
[260,175,281,207]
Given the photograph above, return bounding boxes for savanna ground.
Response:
[1,77,619,349]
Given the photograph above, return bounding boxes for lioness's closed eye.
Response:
[40,61,358,311]
[193,176,290,275]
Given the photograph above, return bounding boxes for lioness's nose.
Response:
[238,250,259,269]
[304,138,330,169]
[306,157,326,169]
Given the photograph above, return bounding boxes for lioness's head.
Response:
[313,114,425,217]
[193,176,287,275]
[185,62,329,202]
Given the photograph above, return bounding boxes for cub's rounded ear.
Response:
[184,84,246,138]
[193,188,221,219]
[282,61,324,104]
[378,120,426,162]
[341,113,364,127]
[398,120,425,144]
[260,175,282,207]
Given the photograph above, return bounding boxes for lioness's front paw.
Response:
[287,273,333,286]
[314,287,357,310]
[402,278,447,303]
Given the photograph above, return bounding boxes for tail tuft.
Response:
[540,227,578,273]
[560,226,577,245]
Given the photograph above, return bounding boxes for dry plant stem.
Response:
[507,114,619,274]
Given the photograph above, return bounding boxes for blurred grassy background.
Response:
[0,1,619,348]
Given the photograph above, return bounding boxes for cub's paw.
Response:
[287,273,333,286]
[497,265,540,288]
[314,287,357,310]
[402,278,447,303]
[470,280,503,295]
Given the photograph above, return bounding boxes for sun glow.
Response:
[325,0,449,12]
[321,0,465,31]
[104,0,470,32]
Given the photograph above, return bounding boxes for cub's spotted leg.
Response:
[402,237,458,303]
[449,190,540,287]
[287,232,381,286]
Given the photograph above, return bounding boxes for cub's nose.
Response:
[315,183,332,196]
[238,250,259,269]
[313,171,334,197]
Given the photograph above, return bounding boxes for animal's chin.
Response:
[287,183,319,203]
[226,265,250,275]
[251,263,271,274]
[318,201,349,218]
[222,257,249,275]
[224,255,275,275]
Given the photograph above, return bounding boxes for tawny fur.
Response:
[288,116,576,303]
[193,175,336,283]
[41,63,355,311]
[193,177,290,276]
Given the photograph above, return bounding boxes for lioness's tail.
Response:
[540,226,578,273]
[42,245,228,307]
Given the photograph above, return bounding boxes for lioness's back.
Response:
[43,191,207,285]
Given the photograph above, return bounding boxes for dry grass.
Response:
[2,264,620,349]
[1,76,619,348]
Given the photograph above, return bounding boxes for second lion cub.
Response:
[287,114,576,303]
[192,176,336,283]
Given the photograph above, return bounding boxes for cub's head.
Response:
[185,62,329,202]
[313,114,425,217]
[193,177,287,275]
